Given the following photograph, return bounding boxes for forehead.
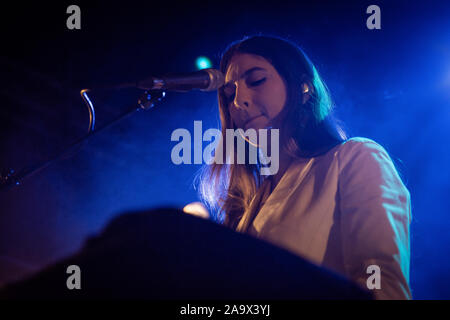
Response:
[225,53,275,83]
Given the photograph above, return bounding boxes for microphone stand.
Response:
[0,89,166,193]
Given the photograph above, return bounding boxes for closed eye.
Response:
[249,78,266,86]
[222,77,266,104]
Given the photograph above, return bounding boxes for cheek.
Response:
[229,107,242,127]
[264,87,287,118]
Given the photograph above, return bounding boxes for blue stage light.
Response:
[195,56,212,70]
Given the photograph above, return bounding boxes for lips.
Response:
[243,115,264,128]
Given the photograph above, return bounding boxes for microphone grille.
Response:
[202,69,225,91]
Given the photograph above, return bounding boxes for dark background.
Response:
[1,0,449,299]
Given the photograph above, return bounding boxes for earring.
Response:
[302,83,309,94]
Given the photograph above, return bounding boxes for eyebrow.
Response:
[224,67,267,87]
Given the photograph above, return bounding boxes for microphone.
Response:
[136,68,225,92]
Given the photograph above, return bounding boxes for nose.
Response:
[233,82,250,109]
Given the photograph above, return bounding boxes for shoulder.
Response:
[335,136,394,168]
[338,136,389,154]
[336,137,409,198]
[335,136,406,187]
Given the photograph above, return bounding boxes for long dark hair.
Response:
[196,35,348,228]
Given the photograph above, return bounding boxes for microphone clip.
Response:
[137,90,166,110]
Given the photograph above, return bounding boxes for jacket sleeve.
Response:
[337,139,412,299]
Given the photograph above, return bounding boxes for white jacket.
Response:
[236,137,412,299]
